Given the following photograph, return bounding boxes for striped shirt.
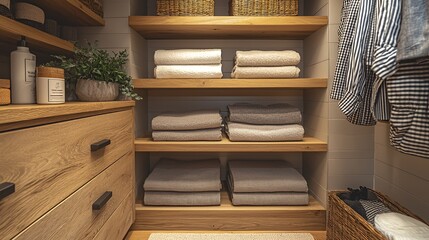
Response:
[331,0,361,101]
[387,61,429,158]
[337,0,376,126]
[370,0,402,121]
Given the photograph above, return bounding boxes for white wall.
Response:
[374,123,429,222]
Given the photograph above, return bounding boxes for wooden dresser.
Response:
[0,101,135,240]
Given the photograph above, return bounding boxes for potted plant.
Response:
[46,42,141,101]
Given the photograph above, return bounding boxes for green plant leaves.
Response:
[44,41,142,100]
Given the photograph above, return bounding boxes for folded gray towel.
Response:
[235,50,301,67]
[228,160,308,193]
[228,103,302,125]
[152,110,222,131]
[144,191,221,206]
[152,128,222,141]
[226,122,304,142]
[229,191,309,206]
[154,49,222,65]
[231,66,300,78]
[144,159,222,192]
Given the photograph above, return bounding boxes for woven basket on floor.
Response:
[157,0,215,16]
[328,190,427,240]
[230,0,298,16]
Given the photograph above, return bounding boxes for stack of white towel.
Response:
[225,103,304,141]
[151,110,223,141]
[143,159,222,206]
[154,49,223,79]
[231,50,301,78]
[227,160,309,206]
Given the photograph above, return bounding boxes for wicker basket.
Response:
[328,190,427,240]
[157,0,215,16]
[78,0,103,17]
[230,0,298,16]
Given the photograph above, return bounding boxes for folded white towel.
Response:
[231,66,300,79]
[154,49,222,65]
[375,212,429,240]
[155,64,223,79]
[235,50,301,67]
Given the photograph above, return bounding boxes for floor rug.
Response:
[148,233,314,240]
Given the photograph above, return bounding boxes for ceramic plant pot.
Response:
[75,79,119,102]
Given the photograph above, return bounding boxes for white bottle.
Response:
[11,37,36,104]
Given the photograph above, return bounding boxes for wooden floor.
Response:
[125,230,326,240]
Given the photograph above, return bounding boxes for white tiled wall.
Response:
[374,123,429,221]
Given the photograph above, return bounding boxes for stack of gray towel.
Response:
[143,159,222,206]
[152,110,223,141]
[231,50,301,78]
[225,103,304,141]
[154,49,223,78]
[227,160,309,206]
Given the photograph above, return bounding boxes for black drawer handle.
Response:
[91,139,111,152]
[92,191,112,210]
[0,182,15,201]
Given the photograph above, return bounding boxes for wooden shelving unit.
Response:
[130,13,329,234]
[135,137,327,152]
[0,16,74,54]
[129,16,328,39]
[28,0,105,26]
[133,78,328,89]
[132,192,326,231]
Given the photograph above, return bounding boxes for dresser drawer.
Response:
[94,191,134,240]
[14,151,134,240]
[0,109,133,240]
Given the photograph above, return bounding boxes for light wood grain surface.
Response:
[132,192,326,231]
[0,16,74,54]
[94,191,135,240]
[0,79,10,89]
[126,231,327,240]
[14,151,134,240]
[135,137,328,152]
[0,101,135,131]
[133,78,328,89]
[0,110,133,240]
[129,16,328,39]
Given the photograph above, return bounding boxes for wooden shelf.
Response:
[133,192,326,231]
[0,16,74,54]
[0,101,135,132]
[135,137,327,152]
[0,79,10,89]
[129,16,328,39]
[133,78,327,89]
[28,0,104,26]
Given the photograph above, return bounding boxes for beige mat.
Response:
[148,233,314,240]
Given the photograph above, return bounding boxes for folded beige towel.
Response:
[155,64,223,79]
[228,103,302,125]
[226,122,304,142]
[228,160,308,193]
[154,49,222,65]
[144,159,222,192]
[152,128,222,141]
[235,50,301,67]
[152,110,222,131]
[231,66,300,78]
[144,191,221,206]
